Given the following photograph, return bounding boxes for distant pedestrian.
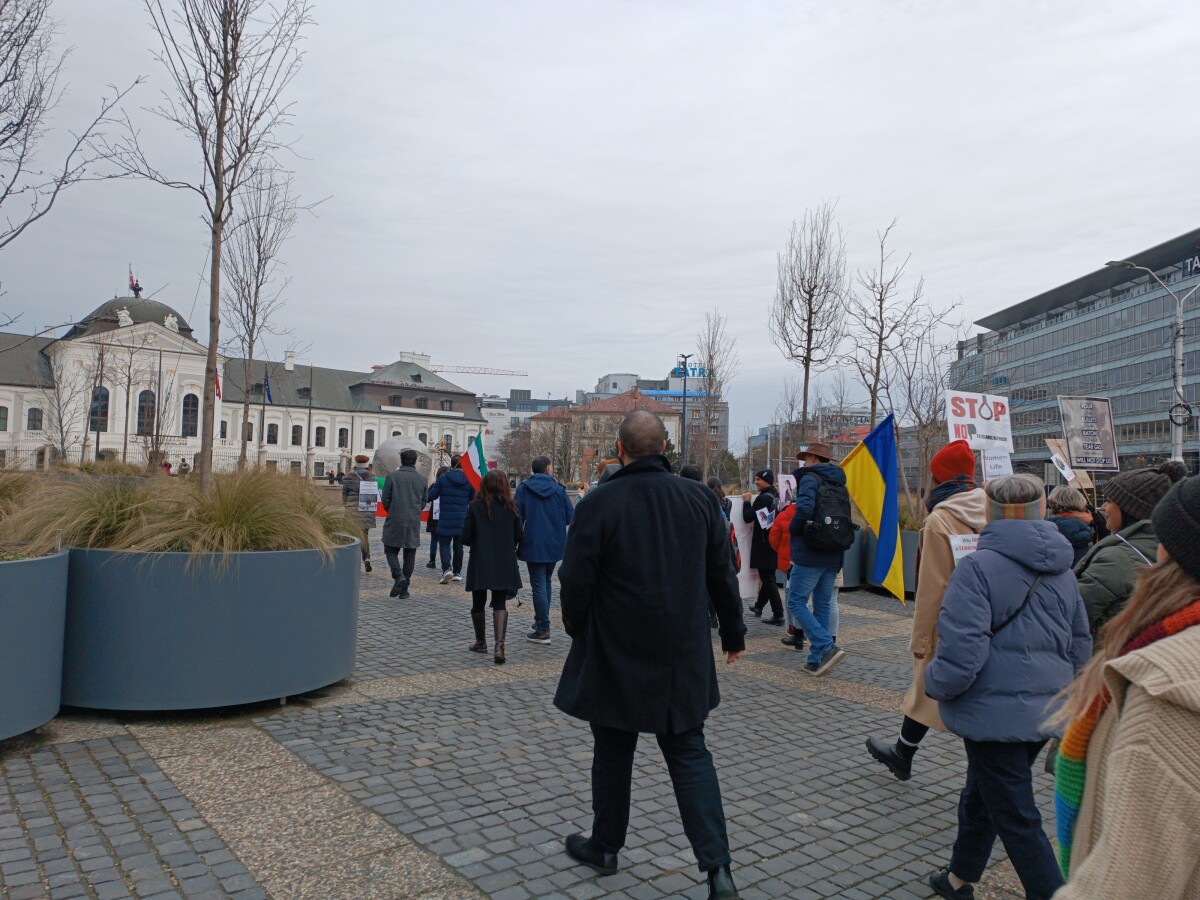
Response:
[341,454,377,573]
[424,466,447,568]
[866,439,986,781]
[381,449,427,599]
[1052,474,1200,899]
[177,458,190,476]
[161,459,172,476]
[924,474,1091,900]
[1046,485,1093,567]
[1075,462,1186,635]
[326,468,335,485]
[554,410,746,900]
[335,469,344,485]
[461,470,523,664]
[743,469,783,625]
[515,456,574,645]
[427,455,475,584]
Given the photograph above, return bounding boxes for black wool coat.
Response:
[742,486,778,571]
[461,499,523,593]
[553,454,747,735]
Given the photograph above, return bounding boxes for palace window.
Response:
[315,426,326,447]
[267,424,279,445]
[90,387,110,432]
[291,424,303,446]
[180,393,198,437]
[415,397,428,409]
[0,405,7,431]
[441,400,453,411]
[136,390,156,436]
[337,428,349,448]
[26,407,42,431]
[364,429,375,449]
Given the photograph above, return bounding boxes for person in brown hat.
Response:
[342,453,377,572]
[796,442,833,464]
[1075,461,1187,635]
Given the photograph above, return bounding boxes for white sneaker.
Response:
[440,570,453,585]
[452,573,463,582]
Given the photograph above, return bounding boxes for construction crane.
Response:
[428,364,528,376]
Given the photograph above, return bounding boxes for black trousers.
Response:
[471,590,508,612]
[950,739,1063,900]
[753,567,783,617]
[384,546,416,582]
[590,722,731,873]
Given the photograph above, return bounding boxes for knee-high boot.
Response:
[469,611,487,653]
[492,609,508,664]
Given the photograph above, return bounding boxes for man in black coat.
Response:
[553,410,746,900]
[742,469,782,624]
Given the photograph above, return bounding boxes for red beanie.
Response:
[930,440,975,483]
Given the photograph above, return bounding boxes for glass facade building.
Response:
[951,228,1200,480]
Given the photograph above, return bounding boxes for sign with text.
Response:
[982,450,1013,480]
[1058,396,1119,471]
[946,390,1013,452]
[949,534,980,566]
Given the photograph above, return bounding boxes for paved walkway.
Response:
[1,533,1049,899]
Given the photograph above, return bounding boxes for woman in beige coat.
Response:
[866,440,987,780]
[1052,476,1200,899]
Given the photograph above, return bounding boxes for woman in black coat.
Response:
[461,469,523,664]
[742,470,783,623]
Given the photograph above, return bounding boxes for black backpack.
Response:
[801,473,856,553]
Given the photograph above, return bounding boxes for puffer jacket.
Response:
[925,518,1092,742]
[769,503,795,571]
[1049,512,1093,567]
[427,468,475,537]
[1074,519,1158,636]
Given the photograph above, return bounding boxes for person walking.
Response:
[786,441,848,676]
[427,455,475,584]
[1046,486,1094,567]
[461,470,523,664]
[867,440,987,780]
[923,474,1091,900]
[342,454,377,573]
[381,448,427,599]
[743,469,783,625]
[1075,462,1186,635]
[424,465,448,568]
[515,455,574,645]
[553,410,746,900]
[178,458,190,477]
[1052,474,1200,899]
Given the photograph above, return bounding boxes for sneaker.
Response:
[526,630,551,644]
[928,867,974,899]
[440,570,453,585]
[452,573,463,582]
[803,645,845,677]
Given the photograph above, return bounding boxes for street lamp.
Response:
[678,352,694,467]
[1106,259,1200,463]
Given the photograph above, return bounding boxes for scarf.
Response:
[925,474,975,513]
[1054,597,1200,875]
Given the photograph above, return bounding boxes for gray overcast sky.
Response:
[5,1,1198,446]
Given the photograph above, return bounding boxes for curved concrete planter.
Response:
[0,552,69,740]
[62,541,359,710]
[863,530,920,596]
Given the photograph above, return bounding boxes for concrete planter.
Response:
[863,530,920,596]
[62,541,360,710]
[0,552,69,740]
[840,530,866,589]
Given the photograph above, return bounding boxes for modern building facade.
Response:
[951,228,1200,479]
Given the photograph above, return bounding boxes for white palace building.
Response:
[0,295,485,474]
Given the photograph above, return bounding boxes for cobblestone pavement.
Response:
[1,531,1050,898]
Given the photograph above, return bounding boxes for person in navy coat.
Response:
[515,456,574,644]
[426,454,475,583]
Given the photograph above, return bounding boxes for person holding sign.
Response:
[742,469,783,624]
[866,440,987,781]
[342,454,378,573]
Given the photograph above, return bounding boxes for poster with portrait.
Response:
[777,473,797,507]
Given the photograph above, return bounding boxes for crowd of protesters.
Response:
[337,414,1199,900]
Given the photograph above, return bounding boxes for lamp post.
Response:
[678,352,694,467]
[1106,260,1200,464]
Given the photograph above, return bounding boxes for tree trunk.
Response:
[198,217,223,492]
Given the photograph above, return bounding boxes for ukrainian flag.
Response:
[841,413,904,601]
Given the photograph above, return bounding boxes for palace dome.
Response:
[65,297,195,340]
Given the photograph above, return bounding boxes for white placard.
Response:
[357,479,379,512]
[777,473,797,506]
[949,534,980,565]
[982,450,1013,480]
[1050,453,1077,484]
[946,390,1014,452]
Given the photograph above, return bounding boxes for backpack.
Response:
[801,473,856,553]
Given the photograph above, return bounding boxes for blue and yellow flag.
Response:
[841,414,904,601]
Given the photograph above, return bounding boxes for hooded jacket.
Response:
[514,472,575,563]
[1055,625,1200,899]
[1049,512,1093,567]
[426,468,475,537]
[1074,519,1158,636]
[925,518,1092,742]
[788,462,849,569]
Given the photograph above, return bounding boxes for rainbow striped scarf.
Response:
[1054,598,1200,875]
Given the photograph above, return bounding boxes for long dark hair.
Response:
[479,469,516,518]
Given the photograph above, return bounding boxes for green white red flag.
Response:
[462,431,487,490]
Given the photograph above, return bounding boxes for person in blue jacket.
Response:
[427,454,475,583]
[515,455,575,644]
[924,473,1091,900]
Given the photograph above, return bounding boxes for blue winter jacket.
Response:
[427,468,475,537]
[1049,514,1092,567]
[924,518,1092,742]
[515,473,575,563]
[788,463,848,569]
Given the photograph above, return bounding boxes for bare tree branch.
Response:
[694,309,738,478]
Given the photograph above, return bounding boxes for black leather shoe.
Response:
[564,834,617,876]
[866,736,913,781]
[389,577,403,598]
[749,605,763,617]
[928,866,974,899]
[762,616,785,626]
[707,864,739,899]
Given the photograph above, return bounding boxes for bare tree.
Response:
[103,0,312,490]
[844,221,925,427]
[694,310,739,478]
[495,423,534,476]
[31,345,91,462]
[0,0,136,251]
[104,330,161,463]
[137,353,179,468]
[770,203,848,439]
[220,166,297,468]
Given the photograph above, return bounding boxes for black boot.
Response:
[493,609,508,664]
[469,611,487,653]
[398,579,410,600]
[749,604,763,617]
[707,864,739,899]
[564,834,617,876]
[865,736,913,781]
[389,576,403,598]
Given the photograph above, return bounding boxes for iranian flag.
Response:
[462,431,487,490]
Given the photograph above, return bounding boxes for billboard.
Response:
[1058,396,1119,471]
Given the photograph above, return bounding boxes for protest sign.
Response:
[982,450,1013,480]
[1044,438,1094,490]
[1058,396,1119,471]
[949,534,980,565]
[946,390,1013,452]
[357,479,380,512]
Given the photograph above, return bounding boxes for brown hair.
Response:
[479,469,516,519]
[435,465,449,479]
[1051,557,1200,725]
